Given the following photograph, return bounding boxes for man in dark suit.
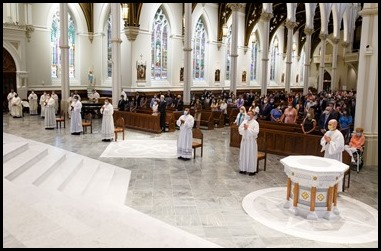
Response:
[118,95,127,111]
[158,95,167,132]
[318,105,336,134]
[175,95,184,111]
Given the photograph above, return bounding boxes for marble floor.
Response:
[3,113,378,248]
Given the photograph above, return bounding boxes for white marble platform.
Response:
[3,133,221,248]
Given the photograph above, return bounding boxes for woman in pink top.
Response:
[344,127,366,163]
[281,102,298,124]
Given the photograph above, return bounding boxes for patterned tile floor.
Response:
[3,113,378,248]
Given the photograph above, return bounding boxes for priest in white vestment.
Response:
[51,91,59,114]
[320,119,345,192]
[10,93,23,118]
[238,110,259,175]
[100,98,114,142]
[28,90,38,115]
[44,94,56,129]
[176,108,194,160]
[40,92,47,118]
[70,96,83,135]
[7,89,15,114]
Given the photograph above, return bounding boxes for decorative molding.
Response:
[227,3,245,12]
[304,28,313,36]
[359,7,378,17]
[243,46,249,54]
[331,38,340,44]
[88,32,94,43]
[216,41,223,50]
[319,33,328,40]
[124,26,140,41]
[341,41,350,48]
[3,22,35,42]
[260,12,273,22]
[285,20,298,30]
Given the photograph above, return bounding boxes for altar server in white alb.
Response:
[44,94,56,129]
[238,110,259,176]
[40,91,47,118]
[320,119,345,192]
[70,95,83,135]
[28,90,38,115]
[10,93,23,118]
[176,107,194,160]
[100,98,114,142]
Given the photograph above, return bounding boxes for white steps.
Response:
[3,142,29,162]
[81,163,116,200]
[103,167,131,205]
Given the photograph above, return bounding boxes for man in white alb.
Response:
[176,107,194,160]
[28,90,38,115]
[100,98,114,142]
[238,110,259,175]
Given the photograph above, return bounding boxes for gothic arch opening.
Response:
[3,48,17,113]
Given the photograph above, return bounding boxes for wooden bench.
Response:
[212,110,224,128]
[199,111,214,130]
[114,111,161,133]
[227,107,239,125]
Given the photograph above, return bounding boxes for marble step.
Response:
[4,179,220,248]
[3,142,29,163]
[58,158,100,196]
[4,145,49,180]
[103,167,131,205]
[81,163,116,200]
[35,157,84,189]
[11,149,67,186]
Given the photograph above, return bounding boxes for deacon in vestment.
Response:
[238,110,259,175]
[320,119,345,192]
[70,96,83,135]
[28,90,38,115]
[51,91,59,114]
[176,108,194,160]
[40,92,47,118]
[10,93,23,118]
[44,94,56,129]
[100,98,114,142]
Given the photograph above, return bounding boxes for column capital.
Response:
[319,33,328,40]
[260,12,273,22]
[341,41,350,48]
[304,27,313,35]
[285,20,298,30]
[227,3,245,12]
[331,38,340,44]
[359,6,378,17]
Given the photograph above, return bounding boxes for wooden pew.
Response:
[114,111,161,133]
[227,107,239,125]
[165,112,175,132]
[199,111,214,130]
[230,122,352,166]
[212,110,224,128]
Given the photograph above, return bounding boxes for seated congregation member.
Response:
[10,93,23,118]
[44,94,56,129]
[70,95,83,135]
[344,127,365,164]
[238,110,259,176]
[176,108,194,160]
[234,106,247,126]
[270,105,282,122]
[300,110,317,134]
[100,98,114,142]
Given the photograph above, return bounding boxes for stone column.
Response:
[228,3,245,96]
[111,3,122,109]
[284,20,297,93]
[355,4,378,166]
[340,41,350,88]
[303,28,313,95]
[259,12,273,96]
[317,33,328,93]
[59,3,70,113]
[331,38,340,90]
[183,3,192,105]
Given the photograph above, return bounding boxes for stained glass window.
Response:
[193,18,206,80]
[151,7,169,80]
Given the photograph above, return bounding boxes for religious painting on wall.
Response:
[242,71,246,82]
[136,54,146,81]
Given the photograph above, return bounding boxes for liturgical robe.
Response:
[238,118,259,173]
[100,102,114,140]
[176,113,195,159]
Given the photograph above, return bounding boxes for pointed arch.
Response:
[193,17,207,80]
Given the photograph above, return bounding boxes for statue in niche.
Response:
[215,69,220,82]
[88,70,94,86]
[180,67,184,81]
[242,71,247,82]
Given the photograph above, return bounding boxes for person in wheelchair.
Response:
[344,127,365,164]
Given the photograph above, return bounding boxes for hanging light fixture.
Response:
[122,3,129,26]
[274,37,279,47]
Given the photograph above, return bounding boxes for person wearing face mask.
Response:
[280,102,297,124]
[270,105,282,122]
[176,108,194,160]
[318,105,336,134]
[158,95,167,132]
[100,98,114,142]
[234,106,247,126]
[118,95,127,111]
[259,98,273,121]
[338,108,353,144]
[10,93,23,118]
[70,95,83,135]
[301,110,317,134]
[44,94,56,129]
[344,127,365,164]
[7,89,15,114]
[320,119,345,192]
[238,110,259,175]
[28,90,39,115]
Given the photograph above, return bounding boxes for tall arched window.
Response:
[107,15,112,78]
[225,26,232,80]
[50,8,76,79]
[151,7,169,80]
[269,37,279,80]
[250,41,258,81]
[193,18,206,80]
